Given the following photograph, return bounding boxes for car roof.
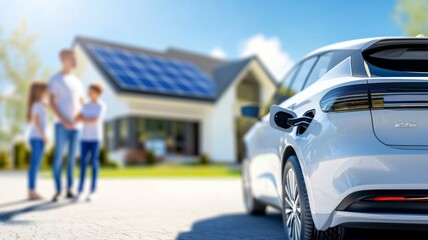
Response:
[305,36,427,58]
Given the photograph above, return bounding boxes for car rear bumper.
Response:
[295,111,428,230]
[307,150,428,230]
[331,211,428,229]
[336,189,428,214]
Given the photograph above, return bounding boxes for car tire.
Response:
[282,155,345,240]
[242,159,267,215]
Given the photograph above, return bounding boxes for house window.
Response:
[131,117,199,156]
[118,118,128,148]
[137,119,146,149]
[105,121,114,150]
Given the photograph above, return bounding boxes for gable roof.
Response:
[74,36,275,102]
[164,48,227,76]
[213,57,254,98]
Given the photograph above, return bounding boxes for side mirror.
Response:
[269,105,297,133]
[241,104,259,119]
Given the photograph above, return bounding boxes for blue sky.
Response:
[0,0,404,81]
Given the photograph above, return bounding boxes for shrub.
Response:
[0,151,12,169]
[199,153,211,165]
[145,150,156,165]
[99,145,117,167]
[99,145,109,166]
[96,145,119,168]
[14,142,30,169]
[102,160,119,169]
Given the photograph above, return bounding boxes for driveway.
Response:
[0,172,426,239]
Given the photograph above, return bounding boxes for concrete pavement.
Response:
[0,172,426,239]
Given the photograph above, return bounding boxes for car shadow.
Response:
[176,212,428,240]
[176,212,286,240]
[0,200,75,224]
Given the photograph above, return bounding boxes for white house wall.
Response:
[209,59,277,163]
[208,84,236,163]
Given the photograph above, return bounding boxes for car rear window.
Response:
[363,39,428,77]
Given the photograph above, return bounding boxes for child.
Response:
[76,83,106,201]
[27,81,49,200]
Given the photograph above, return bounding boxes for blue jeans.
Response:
[29,139,45,190]
[53,123,79,192]
[78,141,100,193]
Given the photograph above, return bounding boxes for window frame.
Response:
[302,52,334,89]
[268,50,355,109]
[287,55,319,95]
[302,50,357,89]
[270,64,301,106]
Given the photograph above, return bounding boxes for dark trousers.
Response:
[78,141,100,193]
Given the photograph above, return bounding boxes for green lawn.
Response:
[43,163,241,178]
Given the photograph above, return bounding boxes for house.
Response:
[73,37,276,164]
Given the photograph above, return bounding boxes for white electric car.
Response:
[241,37,428,240]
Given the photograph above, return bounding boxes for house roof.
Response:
[74,36,275,102]
[164,48,227,76]
[213,57,254,98]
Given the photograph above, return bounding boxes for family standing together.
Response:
[27,49,106,202]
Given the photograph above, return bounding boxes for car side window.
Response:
[260,66,300,115]
[288,56,318,95]
[271,66,300,105]
[304,52,333,88]
[303,50,356,89]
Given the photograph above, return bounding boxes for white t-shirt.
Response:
[48,72,84,129]
[81,100,106,141]
[29,102,46,140]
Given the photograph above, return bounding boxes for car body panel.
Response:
[367,77,428,147]
[242,37,428,232]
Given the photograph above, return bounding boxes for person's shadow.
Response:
[0,200,74,224]
[0,199,28,209]
[176,213,428,240]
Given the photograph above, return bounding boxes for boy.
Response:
[76,83,106,201]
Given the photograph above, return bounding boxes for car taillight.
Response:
[370,82,428,109]
[321,82,428,113]
[320,84,370,112]
[370,196,428,202]
[372,196,406,202]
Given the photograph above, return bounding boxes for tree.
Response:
[392,0,428,36]
[0,20,48,149]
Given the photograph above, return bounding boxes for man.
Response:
[49,49,84,202]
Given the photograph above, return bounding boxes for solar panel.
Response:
[88,44,216,99]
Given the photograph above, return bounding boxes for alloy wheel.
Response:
[284,168,301,240]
